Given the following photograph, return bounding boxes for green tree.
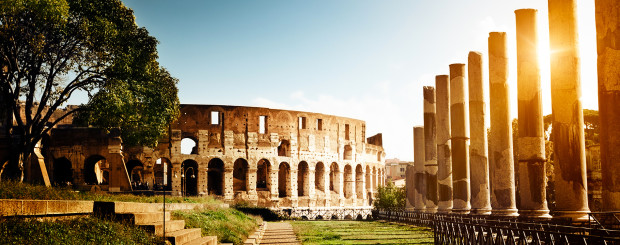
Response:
[0,0,179,181]
[373,182,405,210]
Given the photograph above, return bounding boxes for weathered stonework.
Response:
[449,63,471,214]
[548,0,590,220]
[488,32,518,216]
[413,126,426,211]
[423,86,438,213]
[41,104,385,213]
[468,51,491,215]
[435,75,453,213]
[595,0,620,212]
[515,9,551,218]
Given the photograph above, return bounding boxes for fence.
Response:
[374,209,620,244]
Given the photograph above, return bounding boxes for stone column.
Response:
[548,0,590,220]
[406,164,416,210]
[198,166,208,196]
[414,126,426,211]
[270,169,279,200]
[595,0,620,212]
[468,51,492,215]
[436,75,453,213]
[515,9,550,218]
[248,167,258,203]
[224,167,234,201]
[449,63,471,214]
[424,86,438,213]
[488,32,518,216]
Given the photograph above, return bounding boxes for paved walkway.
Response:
[259,222,301,245]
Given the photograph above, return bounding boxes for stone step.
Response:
[116,212,171,224]
[138,219,185,235]
[184,236,218,245]
[165,228,202,245]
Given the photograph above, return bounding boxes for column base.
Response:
[518,209,552,219]
[491,208,519,217]
[425,207,438,213]
[553,210,590,222]
[471,208,492,215]
[437,208,453,213]
[451,208,471,214]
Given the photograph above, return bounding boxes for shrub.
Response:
[373,182,406,210]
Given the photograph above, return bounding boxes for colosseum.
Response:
[33,104,386,219]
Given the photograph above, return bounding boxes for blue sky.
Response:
[110,0,599,161]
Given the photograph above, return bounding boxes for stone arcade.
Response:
[3,104,386,220]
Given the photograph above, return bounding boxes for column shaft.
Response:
[450,63,471,214]
[595,0,620,211]
[424,86,438,213]
[406,164,415,210]
[468,51,492,215]
[515,9,550,218]
[414,126,426,211]
[488,32,518,216]
[436,75,453,213]
[548,0,590,220]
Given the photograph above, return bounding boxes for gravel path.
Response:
[259,222,301,245]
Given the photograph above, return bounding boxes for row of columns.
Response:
[408,0,620,220]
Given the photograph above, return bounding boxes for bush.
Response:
[0,216,164,244]
[232,204,286,221]
[373,182,405,210]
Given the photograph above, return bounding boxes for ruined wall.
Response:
[45,104,386,209]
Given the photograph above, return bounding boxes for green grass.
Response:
[290,220,433,245]
[0,180,220,204]
[0,216,164,245]
[172,208,262,245]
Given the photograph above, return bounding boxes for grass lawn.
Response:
[172,208,262,245]
[290,220,433,245]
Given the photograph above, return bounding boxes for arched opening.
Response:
[356,164,364,198]
[233,158,249,192]
[126,160,144,185]
[344,164,353,198]
[101,170,109,185]
[182,159,198,196]
[343,145,353,160]
[297,161,309,197]
[344,214,353,220]
[373,167,378,189]
[356,214,363,220]
[53,157,73,187]
[180,137,198,155]
[316,215,324,220]
[330,162,340,194]
[366,165,371,190]
[84,155,105,185]
[278,162,291,197]
[315,162,325,192]
[208,158,225,195]
[256,159,270,190]
[154,158,172,191]
[331,215,339,220]
[277,140,290,157]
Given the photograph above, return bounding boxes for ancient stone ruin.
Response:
[2,104,386,220]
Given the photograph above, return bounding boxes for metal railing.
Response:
[374,209,620,244]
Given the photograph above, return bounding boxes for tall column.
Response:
[406,164,415,210]
[468,51,492,215]
[424,86,438,213]
[488,32,518,216]
[414,126,426,211]
[595,0,620,211]
[548,0,590,220]
[436,75,453,213]
[515,9,551,218]
[449,63,471,214]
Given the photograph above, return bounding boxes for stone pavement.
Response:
[259,222,301,245]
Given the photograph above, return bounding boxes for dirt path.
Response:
[259,222,301,245]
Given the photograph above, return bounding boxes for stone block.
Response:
[47,200,68,214]
[23,200,47,215]
[0,200,22,216]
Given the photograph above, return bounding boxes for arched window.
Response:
[233,158,249,192]
[343,145,353,160]
[53,157,73,186]
[256,159,270,190]
[84,155,106,185]
[181,137,198,154]
[278,140,290,157]
[278,162,291,197]
[208,158,225,195]
[315,162,325,192]
[298,161,309,197]
[182,159,198,196]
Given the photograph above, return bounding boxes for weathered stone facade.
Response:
[40,104,386,212]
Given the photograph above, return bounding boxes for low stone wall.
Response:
[93,201,229,214]
[0,199,94,217]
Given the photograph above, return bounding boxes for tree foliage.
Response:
[373,182,406,210]
[0,0,179,180]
